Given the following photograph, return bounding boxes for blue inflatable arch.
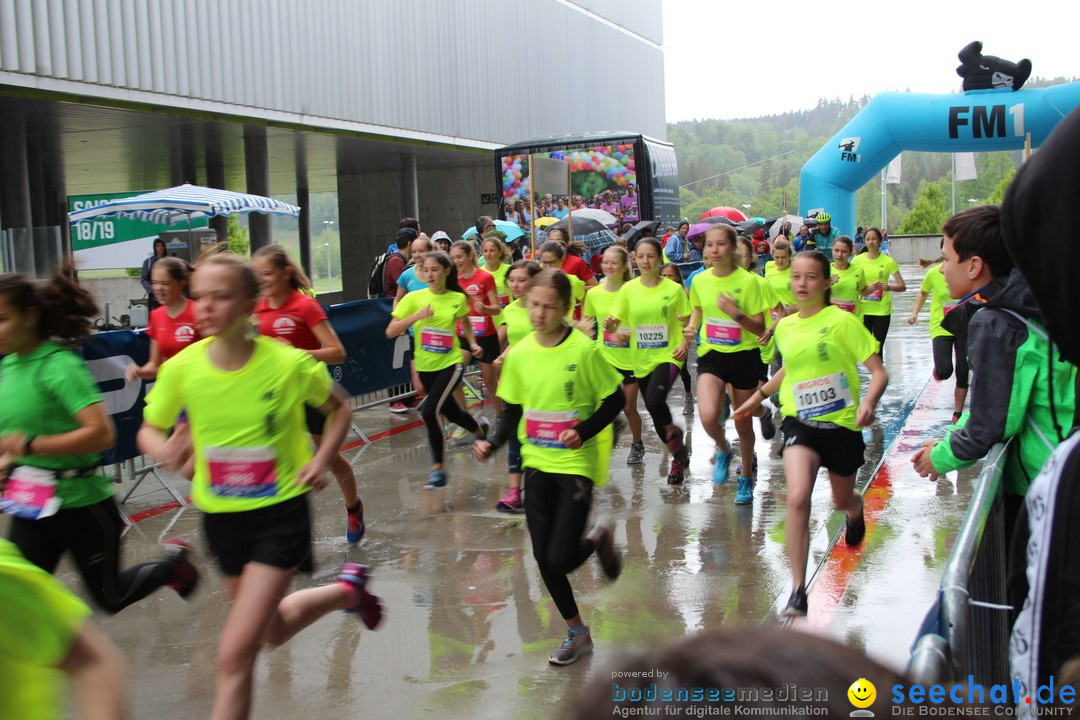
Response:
[798,83,1080,234]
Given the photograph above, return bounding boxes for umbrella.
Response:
[686,222,713,240]
[569,208,618,226]
[68,183,300,225]
[621,220,660,243]
[697,216,737,226]
[768,214,803,239]
[699,206,748,222]
[533,216,559,228]
[548,215,610,237]
[462,219,525,242]
[736,220,763,236]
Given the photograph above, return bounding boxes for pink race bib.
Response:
[832,299,857,313]
[705,317,741,346]
[420,326,454,353]
[524,410,579,449]
[1,466,60,520]
[861,289,883,302]
[206,447,278,499]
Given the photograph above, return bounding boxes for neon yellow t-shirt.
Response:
[610,277,692,377]
[852,253,901,317]
[755,274,782,365]
[486,263,511,306]
[920,264,958,339]
[775,305,879,431]
[689,266,773,356]
[0,539,91,720]
[764,264,795,307]
[391,288,470,372]
[142,336,332,513]
[583,283,633,372]
[499,297,533,347]
[830,263,866,319]
[497,330,622,486]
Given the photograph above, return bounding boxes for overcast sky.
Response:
[662,0,1079,122]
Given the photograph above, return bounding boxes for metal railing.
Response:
[909,442,1012,686]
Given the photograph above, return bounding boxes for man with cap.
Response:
[809,212,841,261]
[383,226,418,298]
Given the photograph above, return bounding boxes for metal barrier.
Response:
[909,442,1012,687]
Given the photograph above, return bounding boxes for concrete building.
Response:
[0,0,665,302]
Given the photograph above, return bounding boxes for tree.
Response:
[898,183,948,234]
[988,167,1017,204]
[227,216,250,256]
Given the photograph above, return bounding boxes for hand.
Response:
[758,328,774,346]
[470,343,484,359]
[559,429,583,450]
[733,394,762,421]
[683,325,698,342]
[912,440,943,481]
[873,281,888,293]
[296,459,331,490]
[125,363,144,383]
[603,315,619,333]
[673,344,688,363]
[417,305,434,320]
[0,432,28,457]
[473,439,493,461]
[158,424,194,472]
[493,354,505,371]
[855,400,877,428]
[716,292,739,318]
[830,274,839,287]
[0,451,11,493]
[574,316,595,337]
[907,314,918,325]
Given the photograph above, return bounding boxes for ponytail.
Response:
[0,266,98,347]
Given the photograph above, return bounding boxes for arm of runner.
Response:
[909,291,929,324]
[888,270,907,293]
[476,403,523,459]
[856,353,889,427]
[734,368,785,421]
[296,384,351,489]
[1,403,116,458]
[566,386,626,448]
[57,621,128,720]
[126,339,163,382]
[308,320,347,365]
[385,305,431,338]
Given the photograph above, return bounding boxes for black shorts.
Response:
[697,349,764,391]
[304,404,326,435]
[780,417,866,476]
[203,495,314,576]
[459,333,501,364]
[617,367,638,385]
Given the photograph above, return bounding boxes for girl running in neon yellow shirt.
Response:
[735,250,887,618]
[908,258,968,424]
[473,268,625,666]
[851,228,906,346]
[829,236,866,319]
[661,262,696,417]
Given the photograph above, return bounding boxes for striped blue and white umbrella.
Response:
[68,183,300,225]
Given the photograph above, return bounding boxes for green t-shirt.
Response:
[0,538,92,720]
[0,342,113,509]
[142,336,332,513]
[391,288,470,372]
[764,264,795,307]
[852,253,901,317]
[775,305,879,431]
[583,283,633,372]
[920,264,959,339]
[499,297,533,347]
[486,263,511,306]
[497,330,622,486]
[689,266,773,356]
[830,262,866,319]
[609,277,692,377]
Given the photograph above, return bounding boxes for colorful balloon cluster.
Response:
[501,144,638,200]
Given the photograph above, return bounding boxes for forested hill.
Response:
[667,77,1077,233]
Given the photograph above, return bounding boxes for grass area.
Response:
[313,276,343,294]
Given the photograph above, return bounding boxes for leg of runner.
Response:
[730,386,758,504]
[696,373,733,485]
[419,365,485,488]
[640,363,687,484]
[781,444,819,618]
[623,380,645,464]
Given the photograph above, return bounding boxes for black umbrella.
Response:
[697,216,737,226]
[736,220,763,236]
[621,220,660,243]
[548,215,610,237]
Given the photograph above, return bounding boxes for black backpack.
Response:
[367,251,392,298]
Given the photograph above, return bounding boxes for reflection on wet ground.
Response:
[9,264,980,719]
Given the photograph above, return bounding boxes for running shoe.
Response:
[626,441,645,465]
[665,426,688,464]
[667,459,686,485]
[781,586,808,618]
[845,493,866,547]
[587,519,622,581]
[451,425,471,441]
[389,402,409,414]
[735,453,758,477]
[548,625,593,665]
[712,448,733,485]
[760,407,776,440]
[425,469,448,489]
[951,411,962,425]
[496,486,524,513]
[734,475,754,505]
[162,539,200,599]
[682,395,695,415]
[337,563,384,630]
[346,502,365,545]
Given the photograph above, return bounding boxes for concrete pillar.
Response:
[0,100,35,273]
[204,123,227,243]
[336,139,399,301]
[244,125,271,251]
[400,153,419,224]
[295,136,311,277]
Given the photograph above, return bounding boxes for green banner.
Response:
[69,191,208,251]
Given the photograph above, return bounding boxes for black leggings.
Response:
[678,363,692,394]
[932,335,970,389]
[8,498,176,615]
[419,364,479,464]
[640,363,679,439]
[863,314,892,346]
[523,468,596,620]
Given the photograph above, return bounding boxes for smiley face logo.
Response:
[848,678,876,709]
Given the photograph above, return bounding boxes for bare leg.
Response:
[731,387,757,475]
[783,445,820,590]
[624,382,643,443]
[696,374,729,450]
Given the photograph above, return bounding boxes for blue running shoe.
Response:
[425,469,448,489]
[734,475,754,504]
[346,502,365,545]
[712,448,733,485]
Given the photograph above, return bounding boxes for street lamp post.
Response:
[322,220,335,282]
[741,203,752,216]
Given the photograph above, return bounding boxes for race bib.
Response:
[793,372,854,421]
[603,326,630,349]
[635,323,668,349]
[524,409,580,449]
[420,326,454,354]
[206,447,278,499]
[1,466,60,520]
[468,315,488,336]
[861,289,883,302]
[832,299,857,314]
[704,316,741,346]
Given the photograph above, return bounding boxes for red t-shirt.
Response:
[590,253,603,276]
[561,254,595,283]
[148,300,201,361]
[456,267,497,337]
[255,290,328,350]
